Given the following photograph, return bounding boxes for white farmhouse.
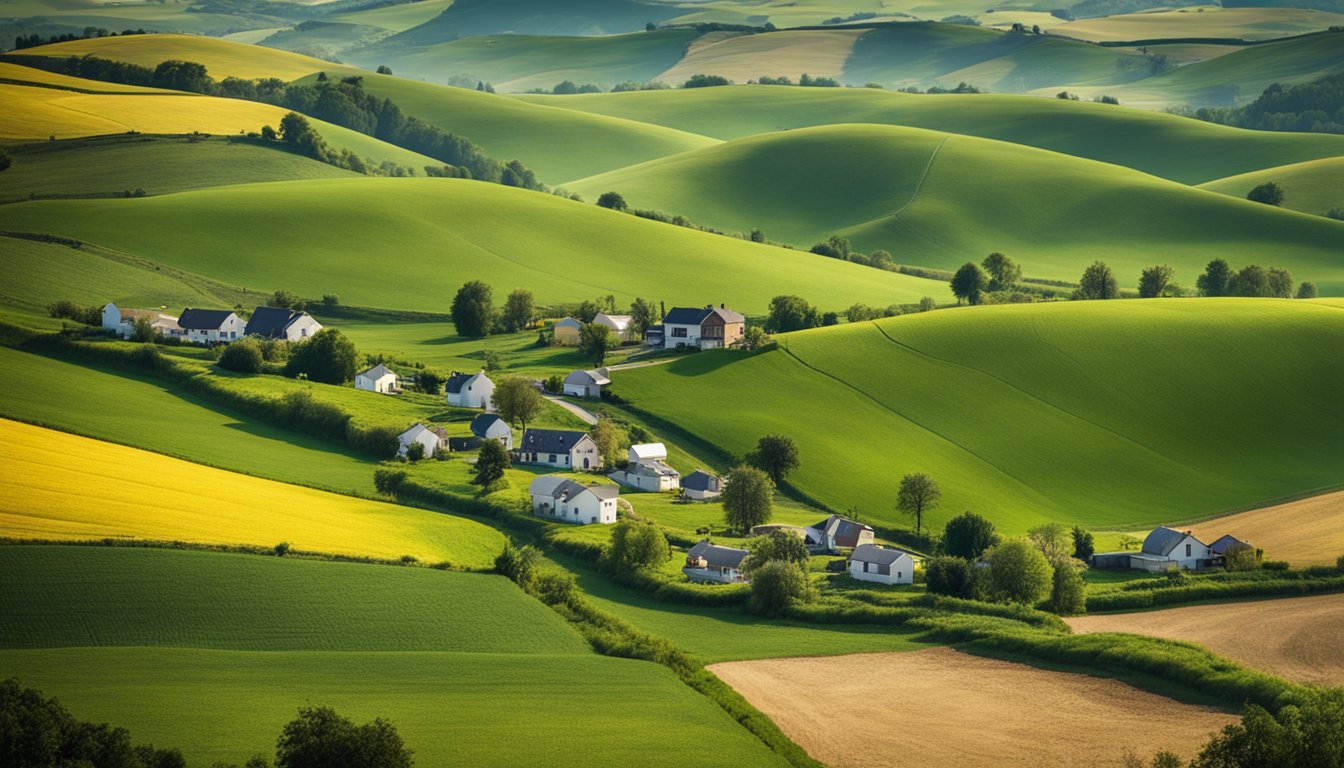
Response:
[529,476,618,525]
[445,370,493,409]
[593,312,634,342]
[563,368,610,399]
[1092,526,1214,572]
[848,544,916,585]
[471,412,513,451]
[397,422,447,458]
[178,308,246,345]
[517,428,600,471]
[609,442,680,492]
[680,470,723,500]
[683,540,750,584]
[355,363,399,394]
[244,307,322,341]
[648,305,745,349]
[102,302,182,339]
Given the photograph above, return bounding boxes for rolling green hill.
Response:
[19,33,336,80]
[0,135,355,203]
[1052,7,1344,42]
[517,85,1344,184]
[0,177,951,312]
[388,0,686,42]
[1198,156,1344,217]
[614,299,1344,535]
[347,28,702,92]
[569,124,1344,292]
[0,545,787,767]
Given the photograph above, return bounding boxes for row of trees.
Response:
[1176,73,1344,135]
[216,328,359,384]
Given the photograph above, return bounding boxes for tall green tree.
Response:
[492,376,543,432]
[284,328,358,384]
[982,252,1021,291]
[1047,556,1086,615]
[1077,261,1119,299]
[765,295,819,333]
[722,465,774,532]
[275,706,413,768]
[896,472,941,533]
[450,280,494,338]
[602,519,670,573]
[1197,259,1233,297]
[1246,181,1285,206]
[591,418,627,469]
[628,297,657,339]
[950,262,988,305]
[578,322,615,365]
[1071,526,1095,561]
[500,289,535,333]
[1229,264,1271,297]
[983,539,1053,605]
[1138,264,1175,298]
[942,511,997,560]
[745,529,811,575]
[747,434,800,485]
[749,560,815,617]
[472,439,510,487]
[1267,267,1295,298]
[1027,522,1070,561]
[1297,282,1319,299]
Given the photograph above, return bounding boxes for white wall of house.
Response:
[449,374,495,409]
[683,486,721,501]
[663,322,703,348]
[356,372,398,393]
[683,565,746,584]
[520,436,598,470]
[398,428,439,458]
[532,491,616,525]
[102,303,122,334]
[284,314,323,341]
[186,314,245,345]
[849,556,914,585]
[479,420,513,450]
[563,381,600,399]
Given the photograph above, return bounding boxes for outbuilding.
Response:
[355,363,399,394]
[564,368,610,399]
[445,370,494,409]
[552,317,583,346]
[471,412,513,451]
[681,470,723,500]
[848,544,916,585]
[398,422,447,458]
[529,476,618,525]
[683,540,750,584]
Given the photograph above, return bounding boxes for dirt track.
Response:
[1187,490,1344,566]
[1068,592,1344,687]
[709,647,1235,768]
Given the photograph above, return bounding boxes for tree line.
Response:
[9,26,145,51]
[1172,71,1344,135]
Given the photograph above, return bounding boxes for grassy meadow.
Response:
[19,33,334,80]
[0,419,505,566]
[657,28,866,85]
[1053,7,1344,42]
[614,299,1344,535]
[1198,156,1344,218]
[571,123,1344,291]
[0,546,788,767]
[0,177,952,312]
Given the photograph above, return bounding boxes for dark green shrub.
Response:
[218,338,264,373]
[373,468,407,494]
[532,570,577,606]
[749,561,815,617]
[925,555,975,598]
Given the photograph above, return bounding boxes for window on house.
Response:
[897,572,902,579]
[1186,543,1192,557]
[671,327,688,338]
[549,454,557,463]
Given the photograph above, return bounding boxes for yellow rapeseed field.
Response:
[0,83,288,139]
[21,33,336,80]
[0,419,504,567]
[0,62,166,92]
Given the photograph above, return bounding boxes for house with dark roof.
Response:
[355,363,399,394]
[681,470,723,500]
[529,476,619,525]
[683,540,750,584]
[563,368,610,399]
[848,544,916,585]
[653,304,745,349]
[177,308,245,345]
[806,514,875,554]
[445,370,494,409]
[471,412,512,450]
[244,307,322,342]
[517,428,599,471]
[1091,526,1217,571]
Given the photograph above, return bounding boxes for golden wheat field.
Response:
[0,418,504,566]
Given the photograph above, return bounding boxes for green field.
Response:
[21,33,336,80]
[0,177,951,312]
[570,123,1344,291]
[348,28,703,92]
[386,0,685,41]
[1198,156,1344,218]
[518,85,1344,185]
[1053,7,1344,42]
[0,546,787,767]
[614,299,1344,535]
[0,135,354,203]
[656,28,865,85]
[328,0,455,32]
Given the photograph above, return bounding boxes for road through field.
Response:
[709,647,1235,768]
[1067,592,1344,687]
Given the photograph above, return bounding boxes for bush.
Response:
[1047,558,1086,614]
[274,541,291,557]
[1247,181,1285,206]
[373,468,407,494]
[1191,689,1344,768]
[47,300,102,325]
[284,329,358,384]
[218,337,264,373]
[925,555,975,598]
[1072,526,1095,561]
[1338,553,1344,574]
[749,560,815,617]
[683,74,730,88]
[275,706,412,768]
[745,530,810,575]
[532,570,578,606]
[942,512,997,559]
[983,539,1053,605]
[602,518,670,573]
[494,543,537,589]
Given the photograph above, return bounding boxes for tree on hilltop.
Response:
[982,252,1021,292]
[747,434,800,485]
[1138,264,1175,298]
[1247,182,1285,206]
[596,191,627,211]
[950,262,987,305]
[1076,261,1118,300]
[896,473,941,533]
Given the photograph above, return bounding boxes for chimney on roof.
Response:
[720,303,725,308]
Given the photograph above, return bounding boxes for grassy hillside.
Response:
[0,546,788,767]
[20,33,335,80]
[656,28,865,85]
[0,135,355,202]
[0,177,951,311]
[348,28,702,92]
[614,300,1344,535]
[1198,156,1344,218]
[1053,7,1344,42]
[0,61,163,93]
[0,419,505,565]
[1044,30,1344,108]
[328,0,456,32]
[570,124,1344,292]
[516,85,1344,184]
[389,0,686,42]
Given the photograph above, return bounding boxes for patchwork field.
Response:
[709,647,1237,768]
[1199,156,1344,219]
[1054,7,1344,42]
[0,418,505,566]
[17,33,335,80]
[0,177,951,312]
[615,300,1344,534]
[569,123,1344,289]
[1186,491,1344,567]
[1066,592,1344,688]
[657,28,866,85]
[0,545,787,767]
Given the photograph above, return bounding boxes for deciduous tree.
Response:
[500,289,535,333]
[1197,259,1233,297]
[982,252,1021,291]
[284,328,358,384]
[983,539,1053,605]
[1138,264,1175,298]
[450,280,494,338]
[950,262,987,305]
[492,376,543,432]
[1077,261,1119,299]
[747,434,800,485]
[942,511,997,560]
[722,465,774,532]
[1246,181,1285,206]
[749,560,814,616]
[896,473,941,533]
[765,295,819,333]
[472,439,510,488]
[578,322,614,365]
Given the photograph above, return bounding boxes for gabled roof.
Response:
[529,475,567,498]
[686,540,749,569]
[629,443,667,461]
[1142,526,1200,557]
[663,306,713,325]
[682,470,721,492]
[1208,534,1251,555]
[399,423,428,441]
[245,307,308,338]
[358,363,395,380]
[554,317,583,329]
[445,370,487,394]
[566,369,610,386]
[177,308,237,330]
[708,306,745,324]
[521,428,591,454]
[849,544,913,566]
[554,479,618,503]
[113,305,176,323]
[471,412,506,437]
[809,514,874,539]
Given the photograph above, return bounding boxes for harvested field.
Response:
[708,647,1235,768]
[1187,491,1344,566]
[1067,592,1344,688]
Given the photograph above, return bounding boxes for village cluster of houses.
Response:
[551,305,746,351]
[102,303,323,344]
